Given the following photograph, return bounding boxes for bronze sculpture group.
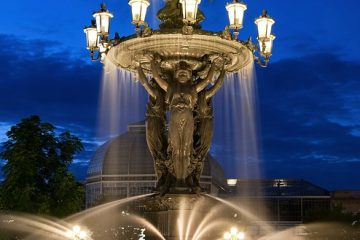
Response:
[135,54,226,194]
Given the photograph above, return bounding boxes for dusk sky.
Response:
[0,0,359,190]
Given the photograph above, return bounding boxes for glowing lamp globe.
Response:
[179,0,202,23]
[259,34,275,56]
[83,20,99,50]
[255,10,275,41]
[226,0,247,30]
[93,3,113,36]
[129,0,150,25]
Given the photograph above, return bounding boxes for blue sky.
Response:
[0,0,359,190]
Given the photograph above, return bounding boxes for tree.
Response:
[0,115,84,217]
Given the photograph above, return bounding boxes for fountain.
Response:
[85,0,274,239]
[88,0,275,239]
[84,1,276,238]
[84,0,275,193]
[0,1,286,240]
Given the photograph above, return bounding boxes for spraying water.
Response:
[0,194,166,240]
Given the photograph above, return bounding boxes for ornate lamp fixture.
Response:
[179,0,202,24]
[84,1,275,67]
[225,0,247,39]
[129,0,150,29]
[83,4,114,61]
[83,20,99,51]
[255,10,276,67]
[93,3,113,36]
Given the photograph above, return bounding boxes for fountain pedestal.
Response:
[141,194,214,239]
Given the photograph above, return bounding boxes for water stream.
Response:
[213,60,261,180]
[97,58,147,139]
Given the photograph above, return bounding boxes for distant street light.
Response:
[224,227,245,240]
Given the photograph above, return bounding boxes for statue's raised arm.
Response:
[150,59,169,92]
[135,62,156,98]
[195,56,224,93]
[205,66,226,100]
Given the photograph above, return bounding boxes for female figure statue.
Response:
[192,67,225,192]
[135,63,168,190]
[150,58,220,186]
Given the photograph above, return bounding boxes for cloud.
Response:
[0,34,105,180]
[0,34,102,125]
[0,34,147,182]
[256,53,360,189]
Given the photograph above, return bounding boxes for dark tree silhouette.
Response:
[0,115,84,217]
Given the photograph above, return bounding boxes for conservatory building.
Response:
[86,122,227,207]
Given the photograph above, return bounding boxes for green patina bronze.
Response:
[157,0,205,30]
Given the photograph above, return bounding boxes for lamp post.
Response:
[83,0,277,193]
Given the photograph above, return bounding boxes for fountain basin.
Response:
[107,33,253,75]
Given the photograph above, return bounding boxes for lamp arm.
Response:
[90,50,102,62]
[254,54,269,68]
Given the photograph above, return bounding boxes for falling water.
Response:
[212,60,267,223]
[97,58,147,139]
[212,60,262,189]
[213,60,261,179]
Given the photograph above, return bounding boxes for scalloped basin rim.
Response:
[107,33,253,74]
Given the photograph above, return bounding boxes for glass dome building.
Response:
[86,122,227,207]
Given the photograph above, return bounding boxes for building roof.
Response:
[225,178,330,197]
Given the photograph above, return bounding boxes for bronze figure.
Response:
[192,68,225,192]
[136,64,168,190]
[157,0,204,30]
[135,55,225,193]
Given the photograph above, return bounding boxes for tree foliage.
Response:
[0,115,84,217]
